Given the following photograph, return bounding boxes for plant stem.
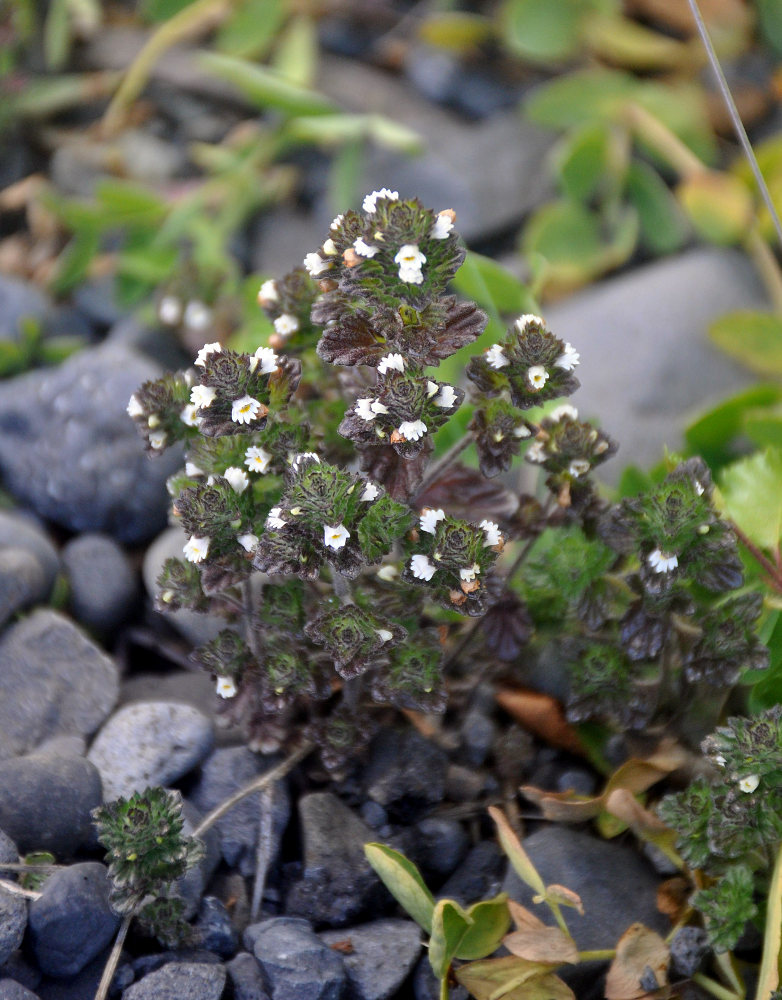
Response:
[0,878,41,900]
[416,434,475,498]
[624,102,704,179]
[755,840,782,1000]
[745,227,782,315]
[578,949,616,962]
[731,521,782,593]
[100,0,235,136]
[249,786,275,922]
[192,741,313,839]
[94,912,132,1000]
[692,973,743,1000]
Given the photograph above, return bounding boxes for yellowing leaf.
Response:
[429,898,472,979]
[364,843,435,933]
[504,926,579,964]
[488,807,546,896]
[454,955,569,1000]
[605,923,669,1000]
[709,310,782,377]
[677,172,753,245]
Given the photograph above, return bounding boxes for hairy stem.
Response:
[692,973,743,1000]
[745,227,782,315]
[755,840,782,1000]
[731,521,782,593]
[94,912,132,1000]
[192,741,313,839]
[624,102,704,179]
[0,878,41,900]
[249,786,275,922]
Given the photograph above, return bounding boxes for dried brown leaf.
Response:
[542,884,584,917]
[605,923,670,1000]
[415,463,518,525]
[503,927,579,965]
[508,900,547,931]
[656,876,692,923]
[495,687,585,756]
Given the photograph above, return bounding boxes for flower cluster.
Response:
[305,603,407,680]
[127,373,196,453]
[257,268,320,354]
[524,405,616,504]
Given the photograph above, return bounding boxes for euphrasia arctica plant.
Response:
[128,190,766,768]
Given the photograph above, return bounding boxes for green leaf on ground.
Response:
[625,160,689,255]
[720,447,782,550]
[709,310,782,377]
[500,0,585,62]
[364,843,435,933]
[685,384,782,470]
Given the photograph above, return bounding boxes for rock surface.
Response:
[363,729,448,821]
[61,534,137,633]
[244,917,346,1000]
[320,919,421,1000]
[0,832,26,969]
[0,610,118,762]
[121,962,226,1000]
[0,344,181,543]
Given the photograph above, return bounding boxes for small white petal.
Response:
[158,295,182,325]
[513,424,531,438]
[195,342,221,367]
[555,342,580,371]
[303,252,330,276]
[149,429,167,450]
[549,404,578,422]
[363,188,399,214]
[216,676,237,699]
[647,548,678,574]
[190,384,217,409]
[354,238,379,258]
[714,754,726,767]
[180,403,200,427]
[127,395,144,418]
[434,385,458,408]
[323,238,338,256]
[323,523,350,550]
[526,440,547,463]
[410,553,437,581]
[224,466,250,494]
[356,398,378,422]
[738,774,759,793]
[514,313,545,333]
[290,452,320,472]
[361,482,380,501]
[266,507,287,530]
[569,459,591,478]
[460,563,480,582]
[398,419,427,442]
[527,365,548,390]
[377,353,406,375]
[184,301,212,331]
[245,446,273,474]
[370,399,389,415]
[254,346,280,374]
[237,532,259,552]
[376,628,394,643]
[377,564,399,581]
[420,508,445,534]
[183,535,210,563]
[330,213,344,230]
[185,462,204,478]
[258,279,278,303]
[273,314,299,337]
[398,264,424,285]
[231,395,262,424]
[431,210,455,239]
[485,344,509,370]
[479,520,502,547]
[426,380,439,398]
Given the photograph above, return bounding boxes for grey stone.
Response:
[105,317,190,372]
[0,276,50,342]
[27,863,119,978]
[130,950,222,980]
[286,793,384,928]
[0,610,118,761]
[142,528,225,647]
[119,671,220,726]
[0,513,59,594]
[0,829,18,868]
[320,920,421,1000]
[244,918,345,1000]
[174,803,221,922]
[192,897,239,958]
[444,764,485,803]
[62,534,137,633]
[439,842,506,907]
[556,768,597,797]
[502,826,668,950]
[115,130,186,186]
[0,834,25,968]
[189,748,290,878]
[121,962,226,1000]
[33,735,86,758]
[364,729,448,821]
[71,278,125,330]
[226,952,270,1000]
[0,951,40,992]
[0,549,47,630]
[540,247,766,479]
[670,926,709,978]
[0,344,181,543]
[414,818,469,882]
[0,981,41,1000]
[0,752,102,856]
[460,705,496,768]
[34,948,132,1000]
[413,956,467,1000]
[88,702,214,801]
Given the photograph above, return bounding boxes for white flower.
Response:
[738,774,759,793]
[527,365,548,390]
[398,419,427,442]
[291,452,320,472]
[185,462,204,478]
[434,385,457,408]
[245,446,272,474]
[184,300,212,331]
[377,564,399,581]
[323,523,350,550]
[485,344,509,369]
[420,508,445,534]
[371,400,389,415]
[330,214,344,230]
[323,238,338,256]
[363,188,398,213]
[149,429,167,450]
[377,353,405,375]
[394,244,426,284]
[224,466,250,494]
[356,398,378,422]
[549,404,578,422]
[266,507,287,530]
[258,279,278,304]
[195,342,221,366]
[180,403,200,427]
[274,314,299,337]
[376,629,394,643]
[354,238,378,258]
[714,754,726,767]
[231,395,262,424]
[361,482,380,501]
[513,424,531,439]
[237,532,259,552]
[694,480,705,496]
[555,342,580,371]
[569,459,591,478]
[216,676,237,699]
[127,395,144,418]
[253,346,280,374]
[191,385,216,410]
[158,295,182,325]
[184,535,210,563]
[304,252,330,276]
[526,440,547,463]
[648,548,678,573]
[431,210,455,239]
[426,381,439,398]
[515,313,545,334]
[410,554,437,581]
[480,520,502,547]
[460,563,480,582]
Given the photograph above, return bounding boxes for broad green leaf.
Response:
[286,114,421,155]
[708,310,782,377]
[455,955,571,1000]
[456,895,511,960]
[429,899,472,980]
[583,14,690,71]
[677,172,753,246]
[216,0,285,58]
[141,0,194,22]
[625,160,689,255]
[488,807,546,896]
[720,447,782,550]
[553,122,618,203]
[51,227,100,295]
[500,0,584,62]
[199,51,338,117]
[417,11,493,51]
[525,69,640,129]
[0,342,24,377]
[272,14,318,88]
[758,0,782,55]
[9,71,121,119]
[44,0,70,70]
[744,406,782,448]
[364,843,435,933]
[118,243,179,286]
[328,140,364,216]
[748,612,782,713]
[368,115,423,155]
[95,180,167,228]
[685,384,782,469]
[451,251,537,317]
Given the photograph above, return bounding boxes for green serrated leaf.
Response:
[429,898,472,980]
[364,843,435,933]
[685,383,782,469]
[199,51,337,117]
[720,447,782,550]
[357,496,411,562]
[709,310,782,377]
[625,160,689,255]
[456,894,511,960]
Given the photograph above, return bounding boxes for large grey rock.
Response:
[540,247,766,478]
[285,793,384,928]
[0,981,41,1000]
[27,863,119,978]
[0,344,181,543]
[173,802,221,922]
[363,729,448,821]
[244,918,345,1000]
[0,751,102,856]
[0,513,59,592]
[0,549,48,631]
[189,748,291,878]
[61,534,137,634]
[0,834,26,968]
[320,920,421,1000]
[0,610,118,761]
[502,826,668,951]
[438,841,506,907]
[226,952,270,1000]
[121,962,226,1000]
[88,702,214,801]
